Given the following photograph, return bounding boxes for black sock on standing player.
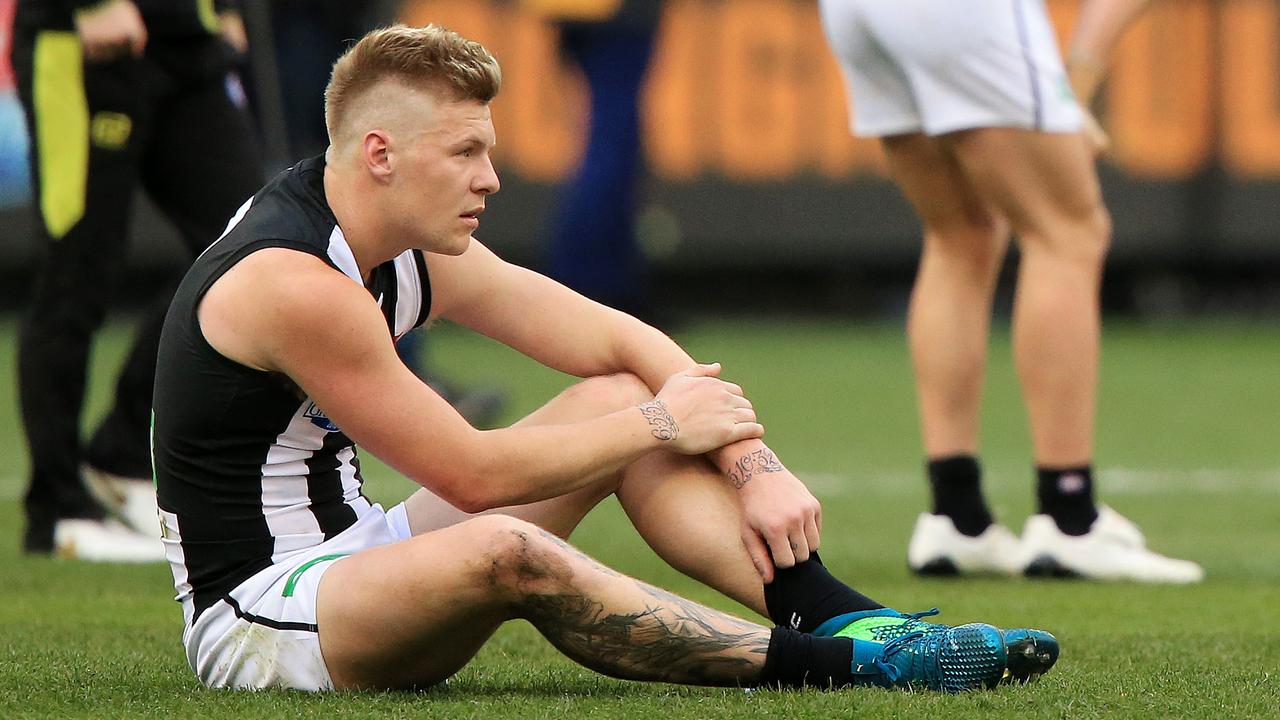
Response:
[758,627,856,688]
[763,551,883,633]
[1037,465,1099,536]
[927,454,994,537]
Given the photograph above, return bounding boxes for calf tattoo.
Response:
[522,529,768,685]
[637,399,679,441]
[726,449,784,489]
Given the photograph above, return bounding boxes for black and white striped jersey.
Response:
[152,154,431,624]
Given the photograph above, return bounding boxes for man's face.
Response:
[389,92,500,255]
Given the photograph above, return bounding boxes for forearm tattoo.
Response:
[637,399,679,441]
[726,449,784,489]
[520,529,769,686]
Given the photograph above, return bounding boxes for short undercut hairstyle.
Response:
[324,24,502,142]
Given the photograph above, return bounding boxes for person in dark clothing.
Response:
[11,0,261,560]
[542,0,661,320]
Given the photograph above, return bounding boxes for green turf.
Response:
[1,314,1277,719]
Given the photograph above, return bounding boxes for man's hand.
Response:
[724,450,821,582]
[646,363,763,455]
[1067,52,1110,157]
[74,0,147,63]
[218,10,248,55]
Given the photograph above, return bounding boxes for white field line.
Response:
[2,468,1277,503]
[798,468,1280,497]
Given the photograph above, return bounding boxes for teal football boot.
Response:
[845,623,1008,692]
[816,607,1059,685]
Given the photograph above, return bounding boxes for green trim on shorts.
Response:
[282,553,349,598]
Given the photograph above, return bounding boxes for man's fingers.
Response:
[804,516,821,554]
[735,407,757,423]
[767,529,797,569]
[688,362,721,377]
[788,531,811,564]
[730,422,764,443]
[742,529,774,583]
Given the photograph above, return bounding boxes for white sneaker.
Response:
[1019,506,1204,584]
[907,513,1023,576]
[82,464,159,537]
[53,518,165,563]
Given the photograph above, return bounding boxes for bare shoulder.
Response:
[199,247,381,373]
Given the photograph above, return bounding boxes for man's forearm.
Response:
[1068,0,1153,104]
[711,440,785,489]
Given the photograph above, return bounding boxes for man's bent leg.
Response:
[403,373,880,628]
[317,514,776,689]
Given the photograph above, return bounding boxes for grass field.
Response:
[1,314,1277,719]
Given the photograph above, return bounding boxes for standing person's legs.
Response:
[935,128,1201,583]
[940,128,1108,534]
[12,31,151,552]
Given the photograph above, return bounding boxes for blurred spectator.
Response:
[535,0,662,321]
[11,0,261,560]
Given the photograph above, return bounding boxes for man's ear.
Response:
[361,130,393,181]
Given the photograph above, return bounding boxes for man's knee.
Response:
[1026,202,1112,267]
[462,515,575,601]
[563,373,653,414]
[922,211,1008,275]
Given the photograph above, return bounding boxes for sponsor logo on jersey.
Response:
[303,402,340,432]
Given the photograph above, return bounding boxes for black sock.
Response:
[763,551,883,633]
[1036,465,1099,536]
[927,454,994,536]
[758,627,854,689]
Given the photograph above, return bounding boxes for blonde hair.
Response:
[324,24,502,142]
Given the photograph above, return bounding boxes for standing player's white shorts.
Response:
[178,502,413,691]
[819,0,1084,137]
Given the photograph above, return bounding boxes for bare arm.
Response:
[1067,0,1153,105]
[429,241,822,579]
[198,248,761,513]
[73,0,147,62]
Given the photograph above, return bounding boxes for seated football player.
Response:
[151,24,1059,693]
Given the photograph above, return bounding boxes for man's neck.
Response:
[323,160,390,283]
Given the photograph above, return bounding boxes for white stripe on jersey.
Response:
[335,445,372,515]
[159,507,195,627]
[390,251,424,337]
[326,226,363,284]
[193,196,255,265]
[261,400,358,562]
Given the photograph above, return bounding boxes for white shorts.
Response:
[182,502,414,691]
[819,0,1083,137]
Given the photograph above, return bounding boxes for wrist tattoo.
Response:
[637,399,679,441]
[726,449,784,489]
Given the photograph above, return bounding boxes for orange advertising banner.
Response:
[404,0,1280,182]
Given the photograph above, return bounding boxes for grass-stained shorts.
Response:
[181,502,413,690]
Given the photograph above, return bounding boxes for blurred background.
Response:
[2,0,1278,319]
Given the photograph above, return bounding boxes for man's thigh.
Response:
[315,515,528,690]
[941,127,1104,244]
